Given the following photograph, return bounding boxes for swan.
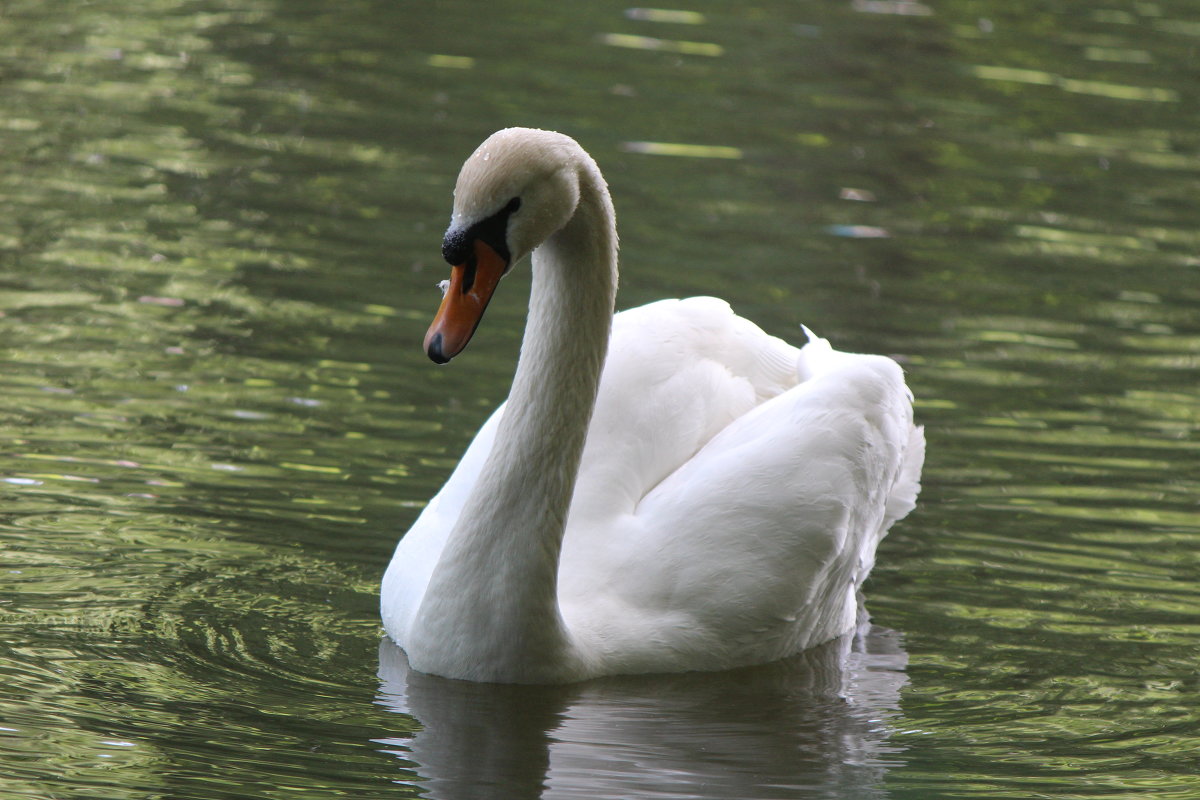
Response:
[381,127,925,684]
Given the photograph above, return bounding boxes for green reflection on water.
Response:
[0,0,1198,797]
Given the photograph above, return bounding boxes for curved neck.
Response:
[410,161,617,682]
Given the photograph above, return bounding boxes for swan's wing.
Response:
[385,296,790,645]
[567,297,803,521]
[561,336,924,673]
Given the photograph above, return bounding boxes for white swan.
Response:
[381,128,925,684]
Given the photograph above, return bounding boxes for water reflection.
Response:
[2,0,1199,796]
[376,624,908,800]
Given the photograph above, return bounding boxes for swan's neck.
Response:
[409,164,617,682]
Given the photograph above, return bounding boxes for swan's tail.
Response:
[885,423,926,528]
[795,325,833,383]
[856,423,925,590]
[795,325,868,383]
[793,323,926,589]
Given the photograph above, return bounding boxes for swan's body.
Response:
[381,128,924,684]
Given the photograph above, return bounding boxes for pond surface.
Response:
[1,1,1198,798]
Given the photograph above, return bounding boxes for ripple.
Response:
[2,0,1199,797]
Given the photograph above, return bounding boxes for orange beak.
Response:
[424,238,509,363]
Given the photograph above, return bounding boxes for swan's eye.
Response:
[504,197,521,214]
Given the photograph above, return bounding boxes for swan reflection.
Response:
[375,623,908,799]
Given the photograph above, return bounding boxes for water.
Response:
[1,0,1197,797]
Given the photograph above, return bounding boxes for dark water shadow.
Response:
[374,623,908,800]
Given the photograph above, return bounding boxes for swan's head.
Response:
[424,128,585,363]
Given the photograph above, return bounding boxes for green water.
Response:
[1,1,1197,797]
